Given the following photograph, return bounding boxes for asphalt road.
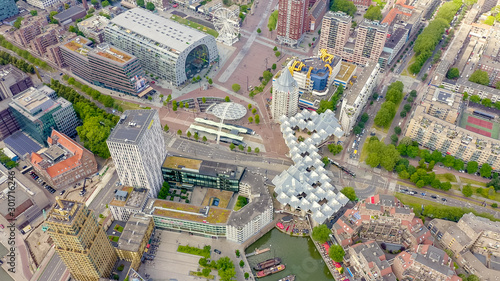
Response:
[88,171,119,215]
[37,254,65,281]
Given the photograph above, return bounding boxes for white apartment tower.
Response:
[272,68,300,120]
[106,110,166,197]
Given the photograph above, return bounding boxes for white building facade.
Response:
[339,62,380,134]
[106,110,166,197]
[227,204,273,243]
[27,0,61,9]
[271,68,300,120]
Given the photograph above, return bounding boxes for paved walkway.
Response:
[218,0,275,83]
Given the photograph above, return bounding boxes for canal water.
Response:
[246,228,334,281]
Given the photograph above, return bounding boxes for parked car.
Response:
[431,195,438,199]
[214,249,221,254]
[60,190,66,195]
[442,198,447,201]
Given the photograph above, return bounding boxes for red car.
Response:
[0,224,4,229]
[151,81,155,84]
[173,4,178,7]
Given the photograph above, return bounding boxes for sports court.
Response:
[459,111,500,139]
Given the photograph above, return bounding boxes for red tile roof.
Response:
[31,130,89,178]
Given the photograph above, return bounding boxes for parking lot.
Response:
[138,230,244,281]
[29,170,56,194]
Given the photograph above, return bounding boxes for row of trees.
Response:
[409,0,462,74]
[198,256,236,281]
[317,85,344,114]
[0,51,35,74]
[353,112,369,135]
[49,79,119,158]
[0,35,50,69]
[64,75,123,111]
[374,81,404,128]
[462,91,500,111]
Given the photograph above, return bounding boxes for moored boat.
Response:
[278,275,295,281]
[256,264,286,278]
[254,257,282,270]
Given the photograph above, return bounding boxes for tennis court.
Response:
[468,116,493,129]
[466,125,492,137]
[459,112,500,139]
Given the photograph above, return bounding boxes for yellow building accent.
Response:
[307,66,313,78]
[320,49,334,63]
[325,64,332,76]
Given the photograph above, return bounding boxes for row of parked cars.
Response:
[400,188,447,201]
[30,171,57,194]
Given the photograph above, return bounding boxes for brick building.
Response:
[47,44,67,68]
[31,130,98,189]
[14,24,42,47]
[393,245,461,281]
[277,0,310,47]
[347,241,397,280]
[32,29,59,56]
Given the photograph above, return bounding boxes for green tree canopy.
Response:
[447,67,460,79]
[469,70,490,85]
[364,6,382,21]
[462,184,473,197]
[232,84,240,92]
[467,161,479,174]
[330,0,357,17]
[480,163,493,178]
[30,10,37,16]
[329,245,345,262]
[102,0,110,7]
[146,2,155,10]
[312,224,331,243]
[341,187,357,201]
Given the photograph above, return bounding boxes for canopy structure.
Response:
[272,109,348,224]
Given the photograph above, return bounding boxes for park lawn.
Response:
[116,100,142,111]
[360,139,370,162]
[435,173,456,183]
[395,193,443,208]
[109,236,119,242]
[189,271,215,280]
[451,184,461,191]
[459,177,487,187]
[171,15,219,38]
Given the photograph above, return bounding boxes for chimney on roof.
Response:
[50,134,59,145]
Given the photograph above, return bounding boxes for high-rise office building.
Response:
[318,12,352,57]
[9,86,79,145]
[353,20,388,66]
[104,8,218,86]
[0,0,19,21]
[106,110,166,197]
[60,36,149,96]
[45,198,118,281]
[277,0,309,47]
[271,68,299,120]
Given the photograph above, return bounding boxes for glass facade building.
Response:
[161,155,244,192]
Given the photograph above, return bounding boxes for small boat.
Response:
[278,275,295,281]
[256,264,286,278]
[254,257,282,270]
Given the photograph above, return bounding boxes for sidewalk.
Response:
[29,246,55,281]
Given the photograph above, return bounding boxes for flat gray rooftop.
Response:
[109,8,211,53]
[107,110,157,145]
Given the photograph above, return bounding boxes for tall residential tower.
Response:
[353,20,388,65]
[277,0,309,47]
[0,0,19,21]
[45,198,118,281]
[271,68,299,120]
[106,110,166,197]
[318,12,352,57]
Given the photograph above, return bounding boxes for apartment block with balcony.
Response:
[353,20,388,66]
[32,29,59,56]
[104,8,218,87]
[47,44,66,68]
[14,24,42,48]
[404,105,500,169]
[428,213,500,281]
[318,12,352,58]
[60,36,148,96]
[277,0,309,47]
[339,62,380,134]
[77,15,109,43]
